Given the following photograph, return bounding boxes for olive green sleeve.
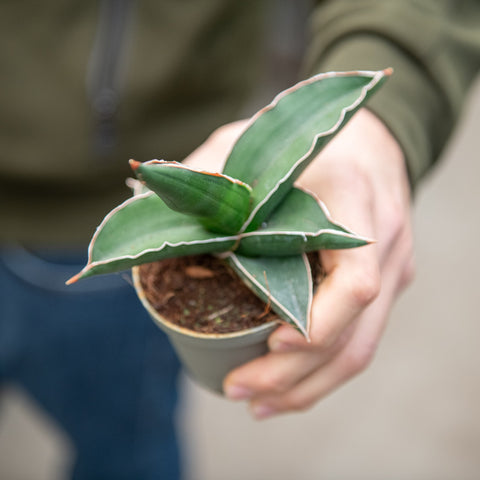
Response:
[304,0,480,188]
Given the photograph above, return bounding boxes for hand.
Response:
[184,110,414,419]
[183,120,247,172]
[219,109,415,419]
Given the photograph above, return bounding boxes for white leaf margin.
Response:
[225,251,313,339]
[238,186,374,249]
[136,159,253,190]
[224,69,393,233]
[66,191,238,284]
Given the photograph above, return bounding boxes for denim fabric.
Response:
[0,247,181,480]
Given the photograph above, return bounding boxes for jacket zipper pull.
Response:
[87,0,135,158]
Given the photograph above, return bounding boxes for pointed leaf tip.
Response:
[65,273,81,285]
[129,159,141,171]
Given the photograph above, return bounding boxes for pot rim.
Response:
[132,265,279,340]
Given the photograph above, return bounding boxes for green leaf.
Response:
[226,252,312,338]
[67,192,237,283]
[236,187,371,256]
[222,69,391,231]
[131,160,252,234]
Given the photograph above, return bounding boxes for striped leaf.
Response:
[67,192,237,283]
[223,69,391,232]
[130,160,252,234]
[226,252,313,337]
[237,187,371,256]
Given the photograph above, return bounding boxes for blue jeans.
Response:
[0,247,181,480]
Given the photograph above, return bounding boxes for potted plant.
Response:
[68,69,391,393]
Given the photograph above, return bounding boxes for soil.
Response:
[139,253,323,335]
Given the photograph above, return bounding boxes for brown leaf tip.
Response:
[129,159,141,171]
[65,273,80,285]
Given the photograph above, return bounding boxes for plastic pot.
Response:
[132,266,278,394]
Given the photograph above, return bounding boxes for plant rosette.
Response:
[68,69,391,394]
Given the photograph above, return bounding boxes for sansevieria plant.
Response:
[68,69,391,339]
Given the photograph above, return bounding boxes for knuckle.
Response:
[310,328,337,351]
[210,123,230,139]
[209,121,244,144]
[384,206,405,240]
[382,201,413,251]
[256,372,290,394]
[342,343,377,377]
[347,267,381,308]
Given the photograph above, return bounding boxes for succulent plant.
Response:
[68,69,391,338]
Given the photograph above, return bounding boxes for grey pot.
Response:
[132,266,278,394]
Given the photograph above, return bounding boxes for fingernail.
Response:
[252,403,276,420]
[224,384,253,400]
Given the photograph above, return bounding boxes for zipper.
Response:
[87,0,135,158]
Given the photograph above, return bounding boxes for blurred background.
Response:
[1,1,479,479]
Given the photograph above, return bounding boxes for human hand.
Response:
[218,109,415,419]
[184,110,414,419]
[183,120,247,172]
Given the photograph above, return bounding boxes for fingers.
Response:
[224,243,382,404]
[219,110,414,419]
[232,222,414,419]
[224,351,329,400]
[269,242,381,355]
[223,214,414,418]
[246,262,401,419]
[248,311,381,419]
[224,184,382,407]
[224,324,354,400]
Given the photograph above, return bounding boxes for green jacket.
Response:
[1,0,479,245]
[0,0,264,245]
